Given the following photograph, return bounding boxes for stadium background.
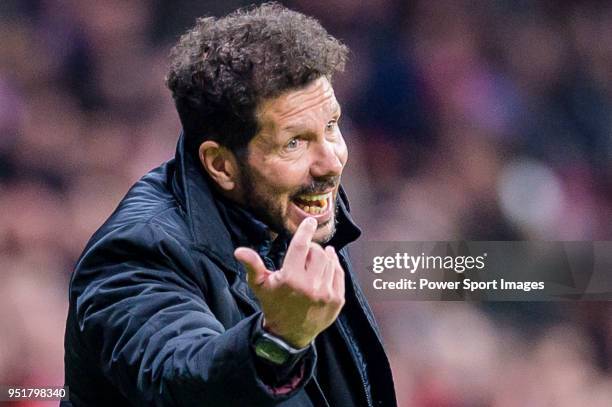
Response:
[1,0,611,405]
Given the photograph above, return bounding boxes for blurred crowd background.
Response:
[1,0,611,405]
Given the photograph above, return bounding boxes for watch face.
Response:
[255,337,289,365]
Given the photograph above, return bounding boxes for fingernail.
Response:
[305,217,317,228]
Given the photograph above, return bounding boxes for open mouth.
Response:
[292,192,332,215]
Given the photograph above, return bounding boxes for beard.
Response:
[237,161,340,243]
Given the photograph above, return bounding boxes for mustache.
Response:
[293,176,340,197]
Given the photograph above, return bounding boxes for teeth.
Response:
[299,205,324,214]
[294,192,331,214]
[296,192,330,202]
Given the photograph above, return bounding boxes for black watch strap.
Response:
[254,331,310,365]
[252,316,311,366]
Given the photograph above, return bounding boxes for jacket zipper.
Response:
[308,377,330,407]
[336,318,374,407]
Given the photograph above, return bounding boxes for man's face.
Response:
[237,77,347,243]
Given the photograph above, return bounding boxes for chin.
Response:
[282,216,334,243]
[312,220,335,244]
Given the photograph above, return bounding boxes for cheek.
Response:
[336,136,348,167]
[252,160,307,197]
[266,156,311,187]
[269,169,305,194]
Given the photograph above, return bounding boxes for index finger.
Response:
[283,217,318,271]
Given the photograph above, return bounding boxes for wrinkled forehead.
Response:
[256,77,339,130]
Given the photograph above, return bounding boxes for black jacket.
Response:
[63,135,397,406]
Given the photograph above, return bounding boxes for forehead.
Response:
[257,77,339,129]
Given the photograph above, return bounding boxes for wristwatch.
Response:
[253,331,310,366]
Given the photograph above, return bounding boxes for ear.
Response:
[199,140,239,191]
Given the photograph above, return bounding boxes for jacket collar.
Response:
[216,197,289,269]
[171,132,361,271]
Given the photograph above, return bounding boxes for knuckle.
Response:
[292,286,308,297]
[309,292,328,304]
[292,281,309,294]
[292,280,310,293]
[336,296,346,307]
[321,291,334,304]
[310,292,323,303]
[275,273,288,285]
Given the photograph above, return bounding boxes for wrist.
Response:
[254,317,311,366]
[262,318,313,349]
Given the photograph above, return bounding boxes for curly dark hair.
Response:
[166,2,348,156]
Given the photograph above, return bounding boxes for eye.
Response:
[284,137,302,151]
[326,120,338,132]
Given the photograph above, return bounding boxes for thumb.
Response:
[234,247,270,287]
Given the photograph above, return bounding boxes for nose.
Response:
[310,140,343,178]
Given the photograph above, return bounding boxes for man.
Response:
[63,3,396,406]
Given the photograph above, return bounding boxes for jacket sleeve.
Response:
[71,221,315,406]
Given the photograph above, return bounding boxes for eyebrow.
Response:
[276,101,343,140]
[332,103,341,115]
[280,104,342,132]
[279,123,305,134]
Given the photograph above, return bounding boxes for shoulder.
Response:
[82,161,194,256]
[72,162,205,291]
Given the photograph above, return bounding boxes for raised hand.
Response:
[234,217,345,348]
